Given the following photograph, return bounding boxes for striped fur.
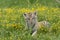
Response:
[23,12,50,36]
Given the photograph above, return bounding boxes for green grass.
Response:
[0,0,60,40]
[0,0,60,8]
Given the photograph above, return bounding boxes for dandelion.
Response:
[6,24,9,27]
[37,6,48,11]
[4,8,14,13]
[19,8,26,12]
[12,24,16,27]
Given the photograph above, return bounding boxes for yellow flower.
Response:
[6,24,9,27]
[4,8,14,13]
[12,24,16,26]
[37,6,48,11]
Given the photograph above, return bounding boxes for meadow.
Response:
[0,0,60,40]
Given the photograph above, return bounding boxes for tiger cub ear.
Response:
[23,13,27,17]
[33,11,37,15]
[32,11,37,16]
[34,11,36,15]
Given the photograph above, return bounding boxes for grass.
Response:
[0,0,60,40]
